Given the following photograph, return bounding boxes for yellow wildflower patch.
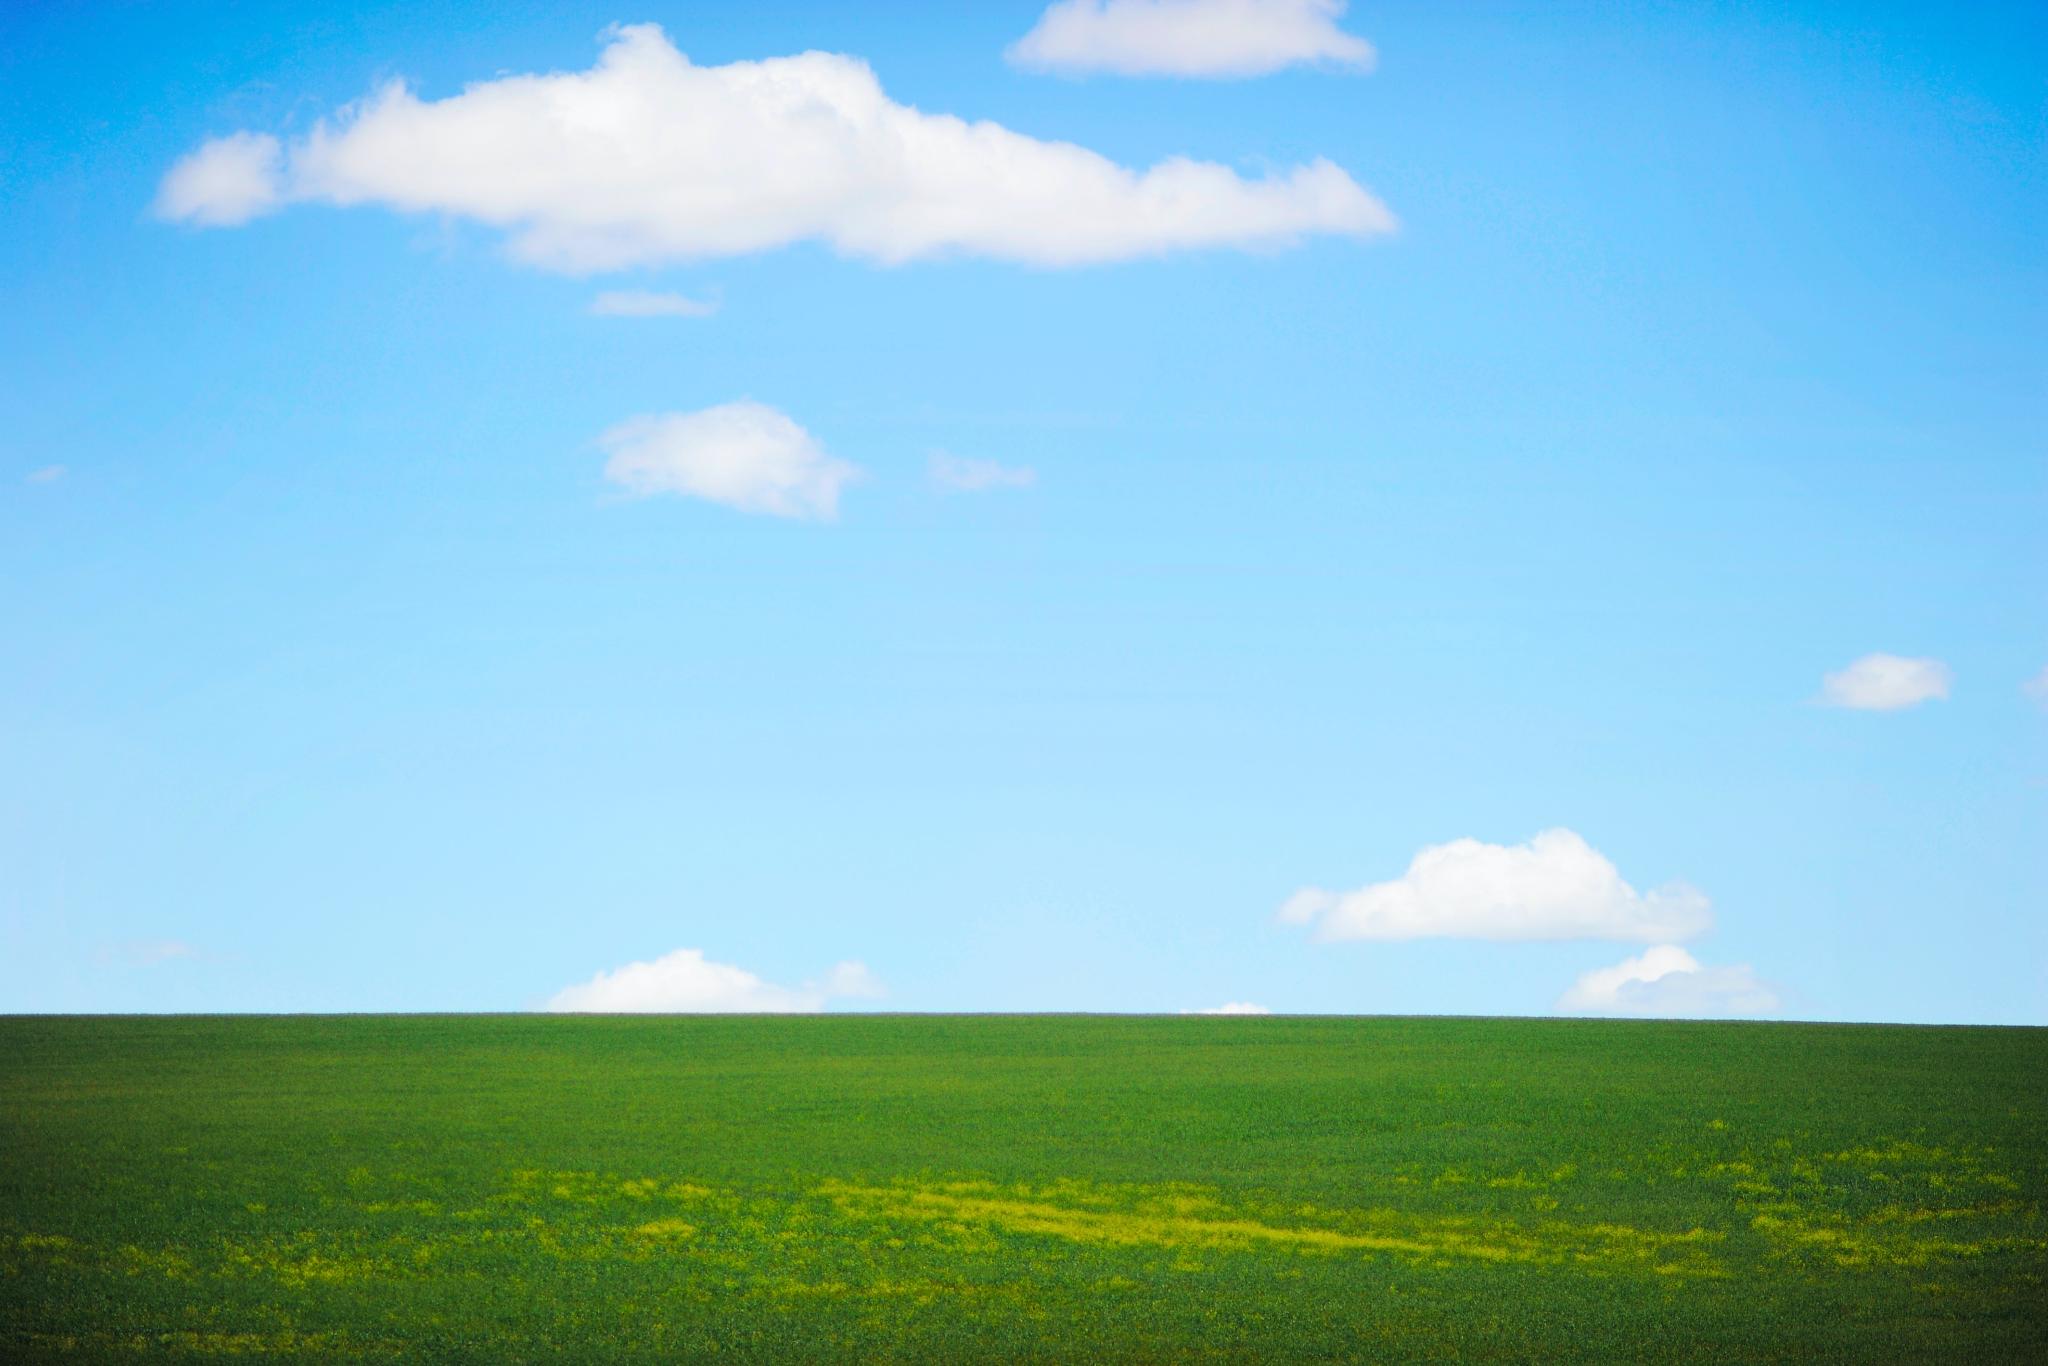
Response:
[631,1219,697,1239]
[818,1179,1726,1277]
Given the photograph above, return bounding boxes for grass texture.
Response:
[2,1014,2043,1360]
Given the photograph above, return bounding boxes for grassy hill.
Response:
[3,1014,2043,1360]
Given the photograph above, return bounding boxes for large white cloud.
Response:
[155,24,1392,271]
[1556,945,1781,1018]
[1010,0,1374,79]
[1819,653,1952,711]
[599,401,860,520]
[1279,829,1712,943]
[546,947,883,1013]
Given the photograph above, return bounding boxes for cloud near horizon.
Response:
[1182,1001,1272,1015]
[1010,0,1374,78]
[1819,653,1952,711]
[546,947,884,1013]
[155,24,1392,271]
[600,401,860,520]
[1556,944,1781,1018]
[1279,829,1712,943]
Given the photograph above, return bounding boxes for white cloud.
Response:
[153,131,284,226]
[1557,945,1781,1018]
[1010,0,1373,78]
[546,947,884,1013]
[1182,1001,1272,1015]
[1279,829,1712,943]
[1819,653,1952,711]
[154,24,1392,271]
[589,289,719,318]
[599,400,860,521]
[929,451,1037,492]
[819,961,888,999]
[2023,664,2048,707]
[25,465,66,485]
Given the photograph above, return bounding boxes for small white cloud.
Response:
[589,290,719,318]
[1010,0,1375,78]
[546,947,884,1013]
[1182,1001,1272,1015]
[1279,829,1712,943]
[929,451,1037,493]
[155,25,1392,270]
[1557,945,1781,1018]
[153,131,284,225]
[2023,664,2048,707]
[25,465,66,484]
[1820,653,1952,711]
[820,961,888,999]
[599,400,860,521]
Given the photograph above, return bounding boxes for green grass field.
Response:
[2,1015,2043,1361]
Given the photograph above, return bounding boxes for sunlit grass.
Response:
[2,1015,2043,1359]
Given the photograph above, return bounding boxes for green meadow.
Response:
[2,1015,2043,1361]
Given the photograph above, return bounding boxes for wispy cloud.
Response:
[154,24,1392,270]
[589,290,719,318]
[95,940,202,967]
[1819,653,1952,711]
[24,465,66,485]
[929,451,1037,493]
[1279,829,1711,943]
[546,948,884,1013]
[153,130,283,225]
[2023,664,2048,708]
[1010,0,1375,79]
[1556,945,1781,1018]
[600,400,861,521]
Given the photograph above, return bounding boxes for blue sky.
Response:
[2,0,2042,1020]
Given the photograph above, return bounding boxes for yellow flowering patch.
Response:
[818,1179,1727,1277]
